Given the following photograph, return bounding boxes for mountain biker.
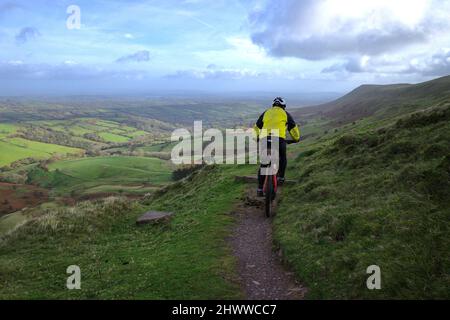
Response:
[253,97,300,197]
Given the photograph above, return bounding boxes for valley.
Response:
[0,77,449,299]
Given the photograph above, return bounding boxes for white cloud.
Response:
[251,0,441,58]
[249,0,450,78]
[226,36,267,62]
[7,60,24,65]
[321,49,450,78]
[166,67,265,80]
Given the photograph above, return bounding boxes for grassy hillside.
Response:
[0,165,253,299]
[275,104,450,299]
[27,156,173,196]
[292,75,450,124]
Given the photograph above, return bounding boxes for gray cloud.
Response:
[322,59,364,74]
[253,27,427,61]
[249,0,443,61]
[115,50,151,63]
[405,51,450,77]
[15,27,41,44]
[0,61,148,81]
[322,50,450,78]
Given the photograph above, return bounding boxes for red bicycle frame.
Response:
[263,173,278,195]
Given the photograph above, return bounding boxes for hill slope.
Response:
[292,75,450,124]
[0,165,254,299]
[277,103,450,299]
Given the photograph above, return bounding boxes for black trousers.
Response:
[258,138,287,189]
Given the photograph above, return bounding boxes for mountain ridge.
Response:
[292,75,450,123]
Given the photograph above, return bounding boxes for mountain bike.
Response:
[262,139,297,218]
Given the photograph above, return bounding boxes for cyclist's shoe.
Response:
[277,177,285,185]
[257,188,264,197]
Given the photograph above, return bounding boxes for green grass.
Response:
[0,138,83,167]
[0,124,18,138]
[68,125,93,136]
[275,105,450,299]
[124,130,148,139]
[0,165,250,299]
[48,156,171,183]
[8,138,82,154]
[97,132,130,143]
[0,141,48,167]
[28,156,172,195]
[0,212,27,234]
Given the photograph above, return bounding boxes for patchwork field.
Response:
[0,118,160,168]
[29,118,151,143]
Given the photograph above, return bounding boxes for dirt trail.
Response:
[229,188,307,300]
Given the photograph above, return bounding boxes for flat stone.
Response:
[136,211,174,225]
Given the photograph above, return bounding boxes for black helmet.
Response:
[273,97,286,108]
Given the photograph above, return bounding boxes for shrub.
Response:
[396,107,450,129]
[172,164,205,181]
[422,166,450,202]
[387,141,418,156]
[363,135,380,148]
[343,154,375,169]
[0,172,27,184]
[335,135,362,148]
[423,143,449,159]
[438,155,450,173]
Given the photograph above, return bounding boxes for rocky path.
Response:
[229,189,307,300]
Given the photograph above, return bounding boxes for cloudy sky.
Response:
[1,0,450,95]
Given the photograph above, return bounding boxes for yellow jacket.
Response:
[253,106,300,141]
